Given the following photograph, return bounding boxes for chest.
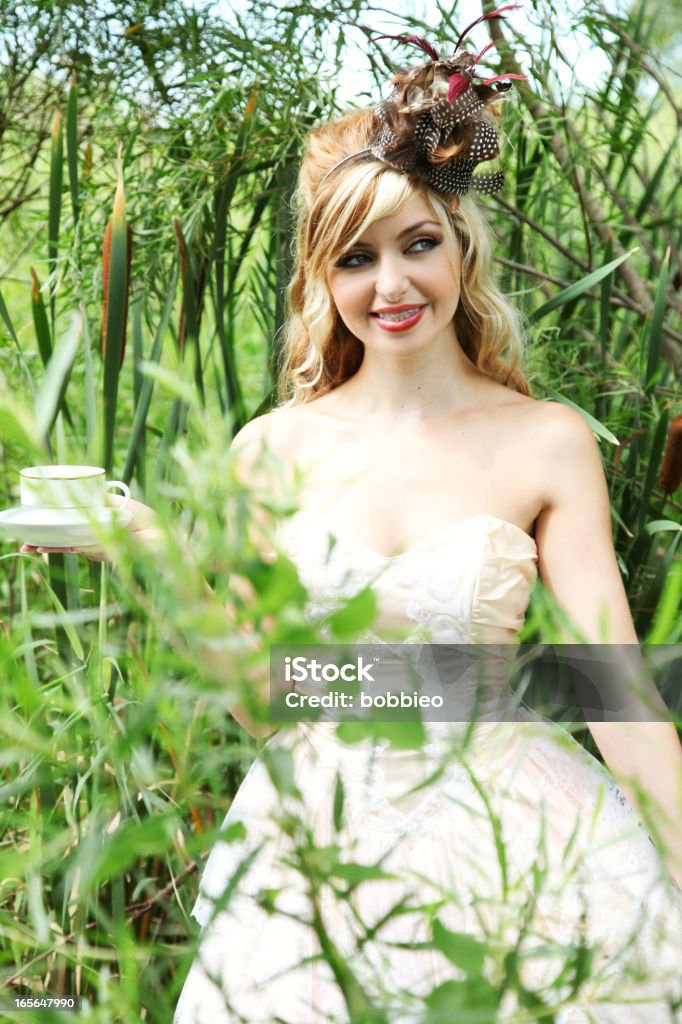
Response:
[285,418,543,552]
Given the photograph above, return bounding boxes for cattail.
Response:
[660,413,682,494]
[244,88,258,121]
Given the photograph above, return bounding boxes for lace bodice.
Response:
[273,509,540,730]
[276,509,539,645]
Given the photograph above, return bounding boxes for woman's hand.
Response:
[20,494,162,563]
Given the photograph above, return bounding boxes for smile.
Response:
[370,306,426,331]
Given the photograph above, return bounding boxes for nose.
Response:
[375,253,410,303]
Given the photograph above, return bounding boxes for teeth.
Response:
[375,307,422,322]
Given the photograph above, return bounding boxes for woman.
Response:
[169,50,682,1016]
[27,25,682,1024]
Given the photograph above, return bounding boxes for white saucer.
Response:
[0,505,133,548]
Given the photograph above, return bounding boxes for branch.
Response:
[484,4,682,380]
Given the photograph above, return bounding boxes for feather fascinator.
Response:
[335,5,526,196]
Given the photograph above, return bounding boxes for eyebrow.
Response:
[345,220,441,252]
[396,219,441,239]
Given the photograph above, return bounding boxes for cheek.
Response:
[329,278,363,320]
[435,263,461,309]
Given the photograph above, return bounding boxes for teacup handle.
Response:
[105,480,131,511]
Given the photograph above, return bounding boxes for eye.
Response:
[334,235,442,269]
[408,235,441,253]
[335,251,371,269]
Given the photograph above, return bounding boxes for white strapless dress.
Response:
[174,512,682,1023]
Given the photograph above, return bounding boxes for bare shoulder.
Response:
[231,404,308,462]
[529,399,614,562]
[528,401,603,506]
[230,405,309,499]
[498,393,591,435]
[483,395,603,523]
[529,398,594,437]
[481,392,588,455]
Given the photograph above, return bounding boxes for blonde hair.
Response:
[277,109,531,404]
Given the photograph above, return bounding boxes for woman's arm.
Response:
[533,402,682,888]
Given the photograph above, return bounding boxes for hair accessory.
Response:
[320,5,526,197]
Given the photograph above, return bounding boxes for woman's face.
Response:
[326,193,461,355]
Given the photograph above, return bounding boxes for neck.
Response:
[329,336,487,422]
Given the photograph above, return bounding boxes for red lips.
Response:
[371,304,424,314]
[370,305,427,331]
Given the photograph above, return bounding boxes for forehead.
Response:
[353,193,436,244]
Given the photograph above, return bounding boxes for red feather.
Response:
[372,33,440,62]
[454,4,523,52]
[479,73,527,86]
[472,41,497,67]
[447,73,470,102]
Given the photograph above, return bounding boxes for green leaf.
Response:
[328,861,395,885]
[82,814,176,890]
[261,746,301,799]
[48,108,63,305]
[102,169,129,471]
[81,303,97,455]
[637,412,669,535]
[122,267,177,482]
[335,719,426,750]
[643,247,669,393]
[218,821,247,842]
[431,919,487,974]
[0,286,22,352]
[173,217,204,404]
[598,236,613,367]
[529,248,638,324]
[635,136,678,223]
[422,978,498,1021]
[647,560,682,645]
[326,587,377,639]
[249,556,308,616]
[30,267,52,367]
[332,771,344,832]
[136,361,197,405]
[34,313,82,440]
[66,75,79,225]
[643,519,682,536]
[41,570,84,660]
[27,871,51,946]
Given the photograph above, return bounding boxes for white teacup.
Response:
[20,465,131,511]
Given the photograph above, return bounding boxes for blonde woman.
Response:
[169,88,682,1018]
[26,26,682,1024]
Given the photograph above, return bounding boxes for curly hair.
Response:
[277,108,530,405]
